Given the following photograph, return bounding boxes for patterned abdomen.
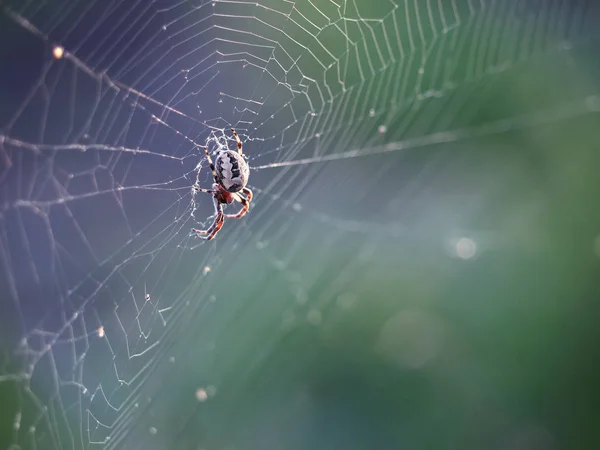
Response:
[215,150,250,192]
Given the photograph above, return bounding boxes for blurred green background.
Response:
[1,1,600,449]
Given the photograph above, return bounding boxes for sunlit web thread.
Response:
[251,94,600,170]
[1,4,592,175]
[0,135,182,160]
[248,36,594,166]
[230,2,590,153]
[0,0,596,312]
[1,185,199,426]
[248,185,408,242]
[0,5,474,138]
[2,14,596,298]
[1,6,224,132]
[244,92,600,255]
[1,1,599,449]
[5,88,598,241]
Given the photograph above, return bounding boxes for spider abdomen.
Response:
[215,150,249,192]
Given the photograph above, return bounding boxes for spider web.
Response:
[1,0,600,449]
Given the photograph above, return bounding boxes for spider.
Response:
[192,129,253,241]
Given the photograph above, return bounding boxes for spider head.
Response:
[213,184,236,204]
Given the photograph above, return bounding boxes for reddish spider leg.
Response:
[231,128,243,153]
[224,188,253,219]
[193,194,224,240]
[226,128,253,219]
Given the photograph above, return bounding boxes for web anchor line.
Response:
[252,94,600,170]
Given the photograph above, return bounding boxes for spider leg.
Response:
[223,188,253,219]
[223,195,248,219]
[202,146,220,184]
[203,215,224,240]
[194,215,223,240]
[192,184,213,194]
[231,128,243,155]
[242,187,253,203]
[193,197,224,240]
